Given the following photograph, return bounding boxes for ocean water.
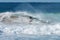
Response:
[0,3,60,40]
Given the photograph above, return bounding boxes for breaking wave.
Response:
[0,11,60,37]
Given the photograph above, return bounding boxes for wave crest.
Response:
[0,11,60,36]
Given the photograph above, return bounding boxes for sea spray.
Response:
[0,11,60,36]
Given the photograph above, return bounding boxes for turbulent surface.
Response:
[0,11,60,40]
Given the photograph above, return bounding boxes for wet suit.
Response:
[29,16,38,22]
[29,16,50,24]
[29,16,33,22]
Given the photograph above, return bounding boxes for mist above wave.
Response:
[0,11,60,36]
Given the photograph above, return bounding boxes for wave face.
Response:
[0,11,60,36]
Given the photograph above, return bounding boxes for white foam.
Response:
[0,11,60,36]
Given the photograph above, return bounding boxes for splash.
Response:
[0,11,60,37]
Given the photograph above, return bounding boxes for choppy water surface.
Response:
[0,11,60,40]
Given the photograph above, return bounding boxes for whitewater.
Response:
[0,11,60,37]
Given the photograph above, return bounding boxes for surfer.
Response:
[29,16,33,22]
[28,16,50,24]
[28,16,38,23]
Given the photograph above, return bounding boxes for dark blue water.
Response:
[0,3,60,13]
